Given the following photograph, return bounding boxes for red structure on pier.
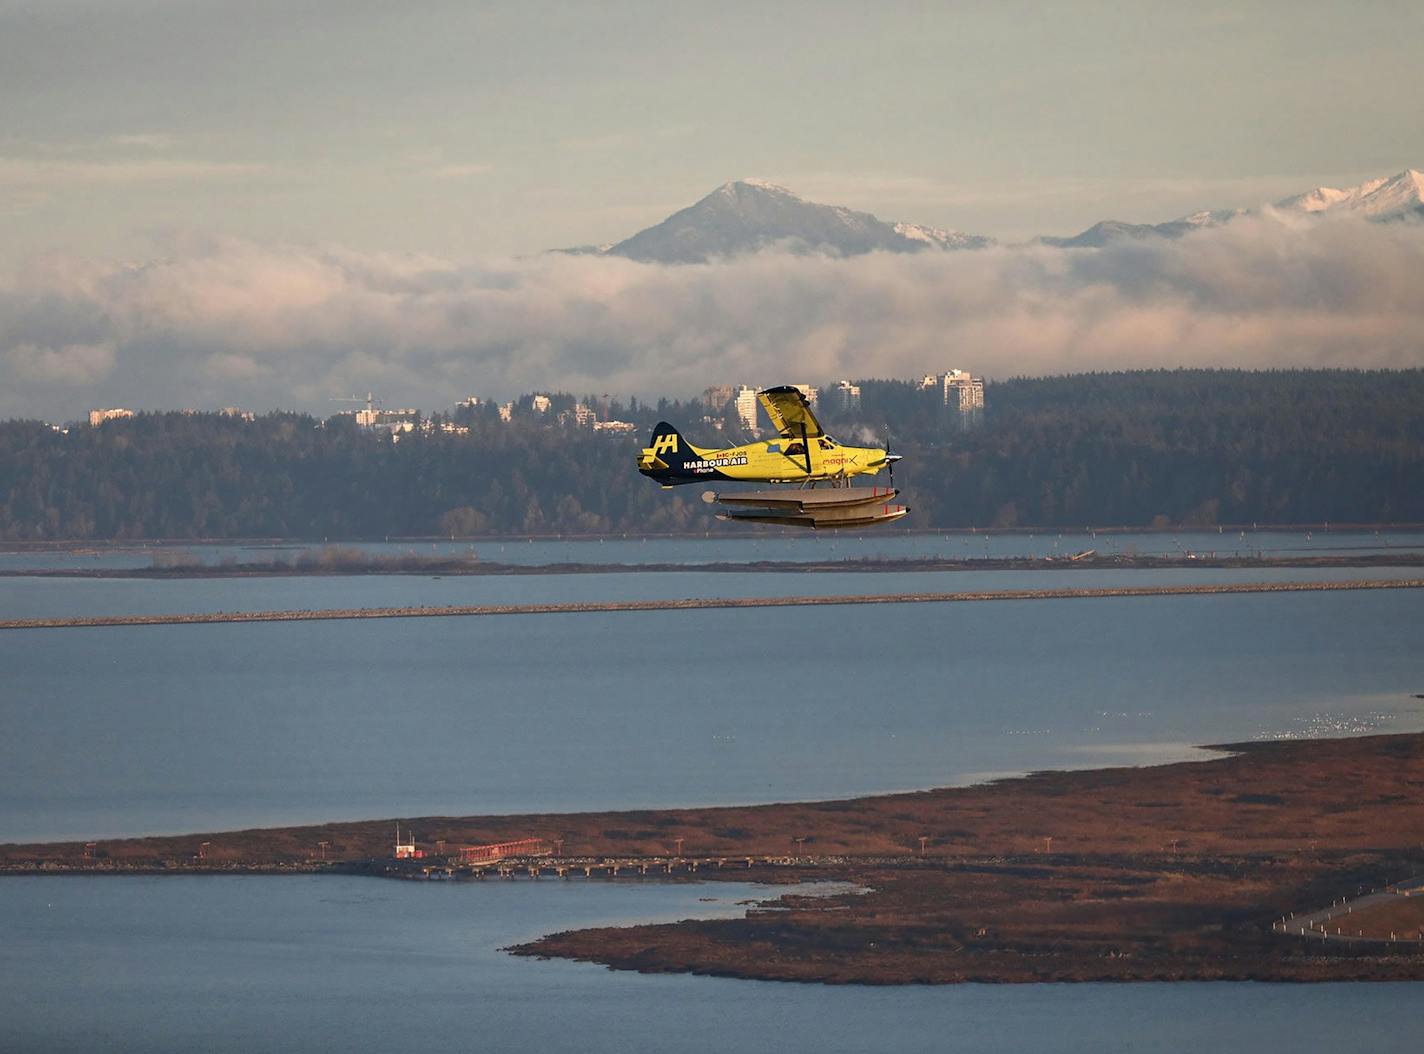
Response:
[455,837,550,863]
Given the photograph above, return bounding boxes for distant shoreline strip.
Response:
[3,578,1421,630]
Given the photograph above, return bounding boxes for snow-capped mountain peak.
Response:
[1273,169,1424,219]
[586,180,992,263]
[557,166,1424,262]
[1045,167,1424,248]
[893,221,989,250]
[734,177,797,195]
[1178,207,1247,227]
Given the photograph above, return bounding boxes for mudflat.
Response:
[6,732,1424,983]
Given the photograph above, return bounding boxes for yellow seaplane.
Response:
[637,386,908,528]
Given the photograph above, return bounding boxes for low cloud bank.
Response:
[3,214,1423,420]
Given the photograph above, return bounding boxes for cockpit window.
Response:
[818,438,834,450]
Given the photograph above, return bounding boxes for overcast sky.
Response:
[5,0,1422,256]
[2,1,1423,418]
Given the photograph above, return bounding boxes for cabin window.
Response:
[785,441,806,456]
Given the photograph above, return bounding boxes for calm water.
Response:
[4,564,1421,620]
[0,875,1418,1054]
[2,586,1420,843]
[3,563,1421,1050]
[2,527,1421,571]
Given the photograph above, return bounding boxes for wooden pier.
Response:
[400,854,801,882]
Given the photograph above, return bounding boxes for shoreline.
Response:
[2,521,1422,552]
[4,578,1421,630]
[6,731,1424,983]
[4,551,1423,579]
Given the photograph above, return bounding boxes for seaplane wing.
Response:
[758,386,825,440]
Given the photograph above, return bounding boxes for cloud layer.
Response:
[3,213,1423,421]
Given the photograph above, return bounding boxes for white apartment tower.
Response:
[733,385,759,432]
[945,369,984,413]
[921,369,984,423]
[830,380,861,414]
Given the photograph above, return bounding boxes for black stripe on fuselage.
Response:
[640,465,737,486]
[641,449,751,485]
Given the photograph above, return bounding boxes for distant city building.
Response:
[455,395,483,409]
[219,407,255,422]
[593,419,637,434]
[733,385,759,432]
[88,408,134,427]
[829,380,861,414]
[790,384,819,408]
[356,407,420,431]
[699,415,726,432]
[498,402,514,422]
[530,394,552,414]
[921,369,984,425]
[702,384,735,410]
[558,403,597,428]
[420,419,470,436]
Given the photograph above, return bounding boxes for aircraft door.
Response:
[783,437,816,477]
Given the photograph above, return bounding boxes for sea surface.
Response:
[2,550,1421,1050]
[2,572,1420,842]
[2,526,1421,572]
[1,875,1419,1054]
[4,563,1422,620]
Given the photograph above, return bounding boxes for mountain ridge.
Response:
[563,180,993,264]
[558,168,1424,262]
[1044,168,1424,248]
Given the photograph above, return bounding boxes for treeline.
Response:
[859,369,1424,529]
[1,369,1420,540]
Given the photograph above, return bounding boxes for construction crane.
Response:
[330,391,379,429]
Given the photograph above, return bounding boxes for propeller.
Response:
[883,423,901,486]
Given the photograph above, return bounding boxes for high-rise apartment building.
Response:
[920,370,984,425]
[829,380,861,414]
[702,385,735,410]
[733,385,759,432]
[945,369,984,413]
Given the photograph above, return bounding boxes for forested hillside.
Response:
[1,370,1420,540]
[858,370,1424,529]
